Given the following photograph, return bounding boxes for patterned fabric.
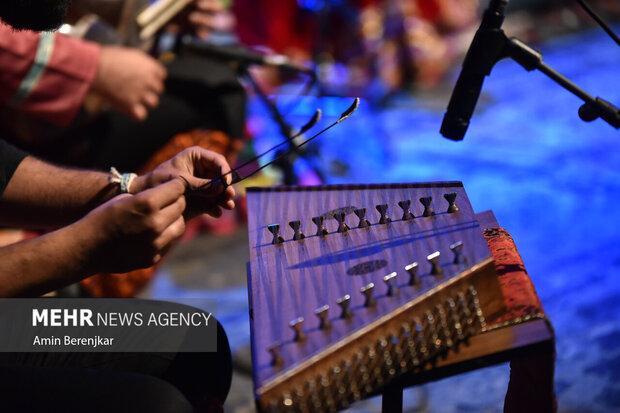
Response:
[484,228,556,413]
[484,228,545,324]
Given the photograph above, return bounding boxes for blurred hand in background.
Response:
[187,0,236,39]
[91,46,167,121]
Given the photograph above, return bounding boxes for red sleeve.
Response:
[0,24,101,127]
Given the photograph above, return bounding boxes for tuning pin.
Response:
[450,241,466,264]
[398,200,414,221]
[312,216,329,237]
[335,212,350,234]
[444,193,459,213]
[354,208,371,229]
[289,317,306,342]
[268,342,283,367]
[425,310,441,352]
[427,251,443,276]
[376,204,391,225]
[289,220,305,241]
[383,272,398,296]
[315,305,331,330]
[419,197,434,217]
[336,295,352,319]
[360,283,376,307]
[405,262,419,286]
[267,224,284,245]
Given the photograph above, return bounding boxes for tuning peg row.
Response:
[276,241,464,346]
[266,193,460,245]
[269,296,483,408]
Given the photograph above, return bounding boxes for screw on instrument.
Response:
[354,208,371,229]
[335,211,350,234]
[419,197,434,217]
[444,192,459,213]
[312,216,329,237]
[289,220,305,241]
[376,204,391,225]
[383,272,398,296]
[267,342,283,367]
[336,295,352,319]
[398,200,414,221]
[427,251,443,276]
[289,317,306,342]
[405,262,420,286]
[267,224,284,245]
[314,305,331,330]
[360,283,376,307]
[450,241,466,264]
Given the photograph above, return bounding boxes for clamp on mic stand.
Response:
[240,66,324,185]
[505,38,619,128]
[457,18,620,131]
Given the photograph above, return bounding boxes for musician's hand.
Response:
[80,179,186,274]
[93,46,167,121]
[188,0,235,39]
[131,146,236,219]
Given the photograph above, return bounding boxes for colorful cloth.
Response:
[0,24,100,127]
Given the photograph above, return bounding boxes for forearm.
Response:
[0,220,99,297]
[0,156,119,228]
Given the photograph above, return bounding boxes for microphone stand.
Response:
[240,67,325,185]
[505,37,620,128]
[461,18,620,130]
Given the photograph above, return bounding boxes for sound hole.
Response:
[347,260,388,276]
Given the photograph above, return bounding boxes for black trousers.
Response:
[0,321,233,413]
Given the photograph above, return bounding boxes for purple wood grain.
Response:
[246,182,491,392]
[475,210,500,229]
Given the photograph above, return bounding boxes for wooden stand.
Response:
[380,319,554,412]
[382,385,403,412]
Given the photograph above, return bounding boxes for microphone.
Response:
[440,0,510,141]
[182,40,316,78]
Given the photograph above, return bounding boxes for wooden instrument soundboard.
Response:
[246,182,508,412]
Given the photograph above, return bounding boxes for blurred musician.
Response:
[0,2,236,411]
[0,0,245,172]
[0,0,247,296]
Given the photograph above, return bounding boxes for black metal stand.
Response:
[381,385,404,413]
[241,69,325,185]
[483,29,619,129]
